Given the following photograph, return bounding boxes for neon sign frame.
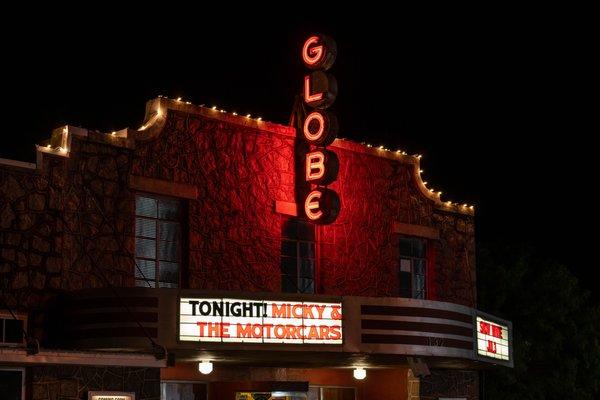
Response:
[299,34,340,224]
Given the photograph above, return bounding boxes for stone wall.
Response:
[133,111,292,292]
[30,365,160,400]
[132,109,476,305]
[0,132,135,312]
[433,213,477,306]
[420,370,479,400]
[1,105,476,312]
[1,158,66,311]
[319,144,432,297]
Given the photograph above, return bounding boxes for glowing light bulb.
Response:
[198,361,213,375]
[257,117,262,121]
[111,131,116,136]
[353,368,366,380]
[212,106,217,110]
[176,97,182,102]
[246,114,251,118]
[379,145,384,149]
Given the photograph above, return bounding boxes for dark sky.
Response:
[1,11,594,291]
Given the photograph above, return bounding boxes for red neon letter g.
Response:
[302,36,323,66]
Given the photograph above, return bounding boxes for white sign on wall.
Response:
[88,392,135,400]
[476,316,509,361]
[179,298,343,344]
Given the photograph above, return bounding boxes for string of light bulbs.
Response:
[36,96,475,213]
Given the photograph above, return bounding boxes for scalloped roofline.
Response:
[137,97,474,216]
[3,97,473,216]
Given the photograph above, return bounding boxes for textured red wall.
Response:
[1,105,476,310]
[131,109,476,306]
[133,111,293,293]
[319,145,432,297]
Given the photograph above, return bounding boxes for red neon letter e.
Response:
[305,190,323,221]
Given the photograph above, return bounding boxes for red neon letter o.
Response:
[304,112,325,142]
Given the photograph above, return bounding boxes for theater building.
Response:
[0,95,512,399]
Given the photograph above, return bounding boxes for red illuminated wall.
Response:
[133,111,293,292]
[132,108,476,306]
[0,100,476,311]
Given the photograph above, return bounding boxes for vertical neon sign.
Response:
[300,35,340,224]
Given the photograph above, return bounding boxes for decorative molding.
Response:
[129,175,198,200]
[23,97,475,216]
[0,157,36,170]
[134,97,295,142]
[393,222,440,240]
[0,348,166,367]
[329,140,474,216]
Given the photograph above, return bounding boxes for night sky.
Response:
[1,12,594,292]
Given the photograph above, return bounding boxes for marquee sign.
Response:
[300,35,340,224]
[476,316,510,361]
[179,297,343,344]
